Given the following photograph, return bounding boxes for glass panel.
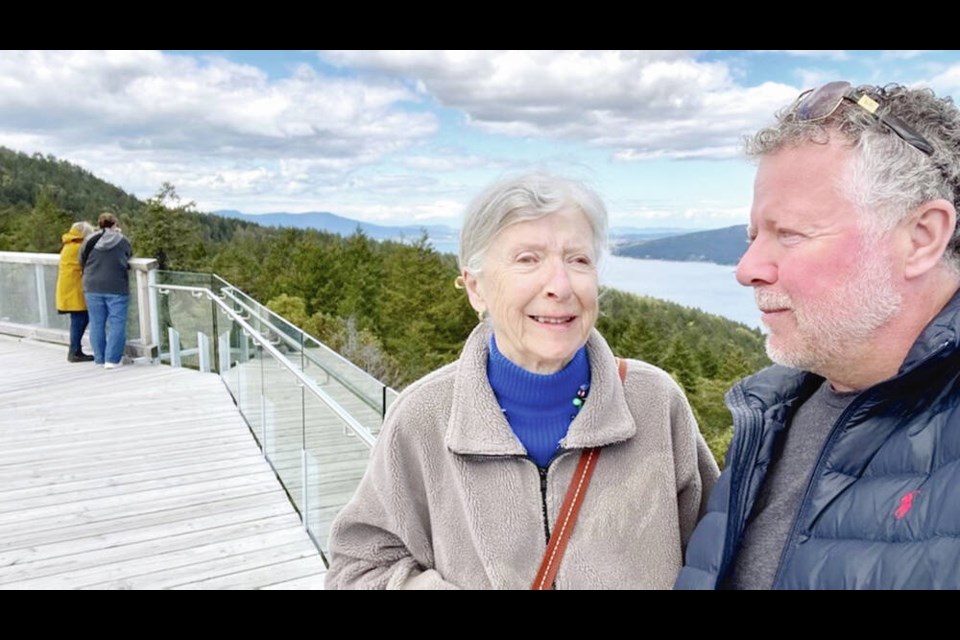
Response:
[159,288,214,370]
[42,264,68,330]
[237,329,262,447]
[125,275,140,342]
[384,387,401,419]
[218,306,241,400]
[303,392,372,556]
[217,281,392,431]
[156,270,216,289]
[261,349,305,514]
[0,262,39,324]
[160,270,393,399]
[301,353,385,435]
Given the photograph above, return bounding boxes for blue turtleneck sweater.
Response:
[487,336,591,468]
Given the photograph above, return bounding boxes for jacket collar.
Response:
[900,284,960,372]
[445,323,636,456]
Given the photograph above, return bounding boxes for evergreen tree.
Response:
[136,183,202,270]
[662,334,701,395]
[16,188,73,252]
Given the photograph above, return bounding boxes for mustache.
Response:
[755,289,792,311]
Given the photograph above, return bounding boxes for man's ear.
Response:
[462,270,486,314]
[904,199,957,279]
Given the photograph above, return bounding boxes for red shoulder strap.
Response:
[531,446,599,590]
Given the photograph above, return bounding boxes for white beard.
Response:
[758,244,902,374]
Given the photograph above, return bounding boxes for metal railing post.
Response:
[169,327,181,368]
[197,332,211,373]
[218,329,231,377]
[301,448,309,531]
[259,353,266,455]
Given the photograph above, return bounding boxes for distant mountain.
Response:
[215,210,458,242]
[215,211,695,246]
[615,224,748,266]
[609,226,695,241]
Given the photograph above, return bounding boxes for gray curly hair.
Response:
[746,83,960,270]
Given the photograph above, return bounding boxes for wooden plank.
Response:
[81,542,322,590]
[0,500,295,565]
[261,570,327,590]
[0,492,286,550]
[0,459,272,512]
[174,555,327,590]
[0,335,329,589]
[1,527,312,589]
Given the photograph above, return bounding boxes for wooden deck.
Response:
[0,334,328,590]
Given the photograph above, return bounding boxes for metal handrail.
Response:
[154,283,377,448]
[161,269,398,407]
[216,287,385,414]
[213,276,395,396]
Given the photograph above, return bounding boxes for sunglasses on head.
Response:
[791,80,934,156]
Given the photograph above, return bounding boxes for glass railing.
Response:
[152,279,384,561]
[0,251,156,356]
[0,252,389,562]
[157,270,398,434]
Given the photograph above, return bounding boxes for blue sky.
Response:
[2,50,959,230]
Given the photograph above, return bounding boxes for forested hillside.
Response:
[0,147,769,460]
[615,224,749,265]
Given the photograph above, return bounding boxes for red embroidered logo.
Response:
[894,490,920,520]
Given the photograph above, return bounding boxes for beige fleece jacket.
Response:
[326,323,719,589]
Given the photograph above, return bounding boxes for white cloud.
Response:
[882,50,928,60]
[925,63,960,98]
[399,153,503,171]
[0,50,438,209]
[321,50,798,160]
[794,68,840,91]
[0,50,825,226]
[332,199,466,224]
[755,50,849,60]
[613,203,747,226]
[0,51,434,155]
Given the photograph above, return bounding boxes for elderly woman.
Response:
[56,221,96,362]
[326,173,718,589]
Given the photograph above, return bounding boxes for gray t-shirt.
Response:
[725,380,858,590]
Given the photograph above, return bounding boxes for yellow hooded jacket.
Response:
[56,228,87,312]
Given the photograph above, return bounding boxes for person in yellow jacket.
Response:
[56,221,96,362]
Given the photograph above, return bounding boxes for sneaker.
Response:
[68,352,95,363]
[103,361,123,370]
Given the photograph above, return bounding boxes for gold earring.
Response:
[477,309,487,322]
[454,275,465,290]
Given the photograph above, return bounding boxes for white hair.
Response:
[458,172,608,274]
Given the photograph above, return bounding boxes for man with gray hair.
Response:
[676,82,960,589]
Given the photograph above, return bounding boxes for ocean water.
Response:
[600,256,760,330]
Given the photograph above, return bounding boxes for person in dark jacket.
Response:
[80,212,132,369]
[676,82,960,590]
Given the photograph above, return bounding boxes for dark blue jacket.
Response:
[676,290,960,589]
